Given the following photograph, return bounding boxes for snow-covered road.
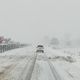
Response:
[0,46,80,80]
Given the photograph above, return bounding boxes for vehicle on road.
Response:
[36,45,44,53]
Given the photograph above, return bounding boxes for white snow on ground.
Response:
[0,46,80,80]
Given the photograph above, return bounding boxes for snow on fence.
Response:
[0,43,27,53]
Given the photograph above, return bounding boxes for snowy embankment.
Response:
[0,46,35,80]
[45,47,80,80]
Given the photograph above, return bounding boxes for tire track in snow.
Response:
[44,52,62,80]
[19,53,37,80]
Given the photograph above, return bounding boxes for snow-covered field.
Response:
[0,46,80,80]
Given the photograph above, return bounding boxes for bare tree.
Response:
[50,37,60,46]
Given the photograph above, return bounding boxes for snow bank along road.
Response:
[0,46,80,80]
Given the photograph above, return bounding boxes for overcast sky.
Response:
[0,0,80,43]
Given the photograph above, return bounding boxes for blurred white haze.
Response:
[0,0,80,45]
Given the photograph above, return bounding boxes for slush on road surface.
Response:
[0,46,80,80]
